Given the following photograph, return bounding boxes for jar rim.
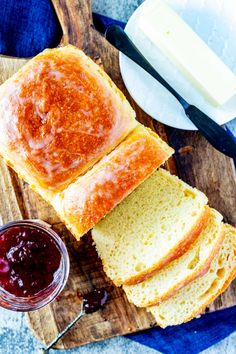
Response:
[0,219,70,311]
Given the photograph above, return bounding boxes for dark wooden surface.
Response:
[0,0,235,349]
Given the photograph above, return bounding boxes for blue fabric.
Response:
[0,0,62,57]
[0,2,235,353]
[92,12,125,34]
[128,306,236,354]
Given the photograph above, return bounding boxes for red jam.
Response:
[82,288,108,314]
[0,226,61,297]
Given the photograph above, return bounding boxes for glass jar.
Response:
[0,220,70,311]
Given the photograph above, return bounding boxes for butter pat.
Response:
[138,0,236,106]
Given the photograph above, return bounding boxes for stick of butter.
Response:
[138,0,236,106]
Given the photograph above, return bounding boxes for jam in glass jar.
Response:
[0,220,69,311]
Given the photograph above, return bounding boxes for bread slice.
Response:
[52,125,173,238]
[123,208,223,307]
[148,224,236,328]
[92,169,209,286]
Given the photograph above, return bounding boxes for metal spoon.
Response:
[40,288,108,353]
[40,307,85,353]
[105,25,236,159]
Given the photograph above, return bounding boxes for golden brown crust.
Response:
[0,45,137,192]
[52,125,173,239]
[141,225,225,307]
[155,268,236,328]
[153,267,236,328]
[123,206,210,286]
[181,271,236,326]
[152,224,236,328]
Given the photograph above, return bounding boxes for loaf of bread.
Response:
[92,169,209,286]
[148,224,236,328]
[52,125,173,237]
[123,208,223,307]
[0,45,137,197]
[0,45,173,238]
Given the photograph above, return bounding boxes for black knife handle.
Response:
[185,105,236,158]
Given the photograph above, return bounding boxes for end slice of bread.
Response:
[52,125,173,239]
[148,224,236,328]
[92,169,208,286]
[123,208,224,307]
[0,45,138,194]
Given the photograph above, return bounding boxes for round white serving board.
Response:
[120,0,236,130]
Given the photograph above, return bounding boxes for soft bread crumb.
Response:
[123,209,224,307]
[92,169,208,286]
[148,224,236,328]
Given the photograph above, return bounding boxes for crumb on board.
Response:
[94,56,104,69]
[178,145,193,154]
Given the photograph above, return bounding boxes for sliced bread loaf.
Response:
[123,208,223,307]
[148,224,236,328]
[92,169,209,286]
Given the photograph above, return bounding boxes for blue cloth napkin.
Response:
[0,0,62,57]
[0,1,235,353]
[128,306,236,354]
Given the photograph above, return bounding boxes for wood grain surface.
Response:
[0,0,235,349]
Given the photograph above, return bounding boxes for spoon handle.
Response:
[41,308,85,353]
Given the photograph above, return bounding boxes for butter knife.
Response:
[105,25,236,159]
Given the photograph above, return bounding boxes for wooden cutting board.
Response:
[0,0,235,349]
